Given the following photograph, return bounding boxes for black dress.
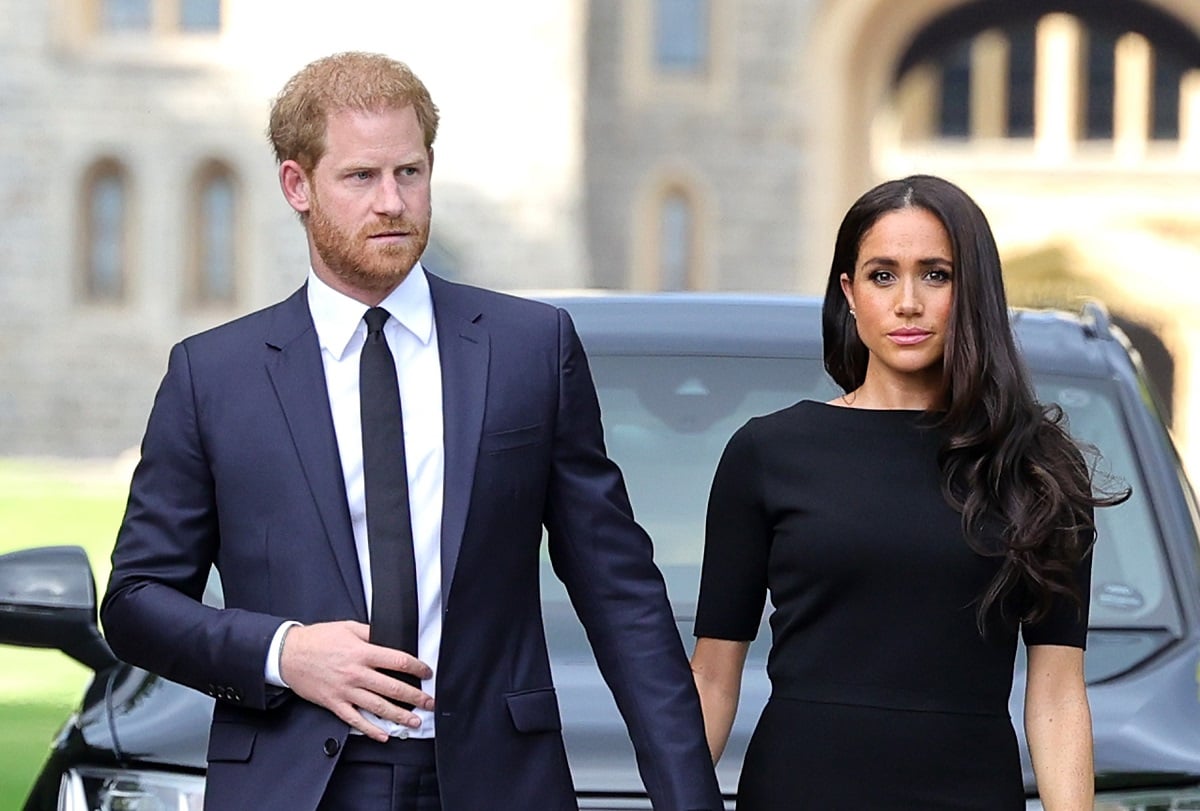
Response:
[694,401,1090,810]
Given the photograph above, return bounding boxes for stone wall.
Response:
[0,0,586,456]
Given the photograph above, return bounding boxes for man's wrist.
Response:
[265,620,302,688]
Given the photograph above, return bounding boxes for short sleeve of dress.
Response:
[694,420,771,641]
[1021,537,1095,649]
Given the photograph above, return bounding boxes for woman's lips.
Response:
[887,328,932,345]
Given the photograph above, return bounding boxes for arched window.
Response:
[659,189,694,290]
[895,1,1200,146]
[190,162,238,305]
[81,159,129,302]
[633,175,710,291]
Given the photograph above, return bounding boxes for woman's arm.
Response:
[691,637,751,763]
[1024,644,1093,810]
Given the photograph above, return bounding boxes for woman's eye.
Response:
[867,270,895,284]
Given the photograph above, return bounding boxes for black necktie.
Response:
[360,307,421,701]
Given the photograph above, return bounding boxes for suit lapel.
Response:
[429,275,489,601]
[263,286,368,620]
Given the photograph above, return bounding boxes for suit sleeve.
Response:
[101,341,285,711]
[542,309,722,811]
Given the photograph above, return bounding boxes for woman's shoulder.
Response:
[729,399,942,463]
[740,399,827,432]
[746,398,928,431]
[730,399,858,449]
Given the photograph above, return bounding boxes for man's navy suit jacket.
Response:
[101,274,721,811]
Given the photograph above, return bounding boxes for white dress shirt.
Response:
[265,263,444,739]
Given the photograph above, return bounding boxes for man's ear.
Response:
[279,160,312,215]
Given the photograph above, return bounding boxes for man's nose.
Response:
[374,179,406,216]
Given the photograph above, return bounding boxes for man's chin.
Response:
[339,262,415,294]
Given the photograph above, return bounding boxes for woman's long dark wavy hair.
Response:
[822,174,1129,629]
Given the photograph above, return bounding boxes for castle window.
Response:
[659,190,694,290]
[94,0,222,34]
[895,3,1199,147]
[180,0,221,31]
[101,0,151,31]
[654,0,709,73]
[82,160,130,302]
[190,163,238,305]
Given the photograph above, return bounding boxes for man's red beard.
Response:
[308,194,430,295]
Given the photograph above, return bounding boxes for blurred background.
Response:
[2,0,1198,464]
[1,0,1199,804]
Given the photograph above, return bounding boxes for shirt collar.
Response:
[307,263,434,361]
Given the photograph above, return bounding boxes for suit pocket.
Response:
[481,423,544,454]
[207,721,257,763]
[505,687,563,733]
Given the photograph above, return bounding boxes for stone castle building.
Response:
[3,0,1200,474]
[0,0,587,455]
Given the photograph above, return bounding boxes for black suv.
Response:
[4,295,1199,810]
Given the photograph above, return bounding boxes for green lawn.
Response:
[0,458,130,811]
[0,697,80,809]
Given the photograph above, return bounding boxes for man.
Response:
[101,52,722,811]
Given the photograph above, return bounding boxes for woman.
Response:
[691,174,1127,810]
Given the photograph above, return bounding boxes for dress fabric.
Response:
[694,401,1091,811]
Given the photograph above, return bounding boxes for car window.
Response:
[1035,378,1180,634]
[587,355,837,607]
[542,354,1178,639]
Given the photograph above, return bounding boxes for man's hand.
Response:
[279,621,434,742]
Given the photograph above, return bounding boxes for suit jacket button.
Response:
[323,738,340,757]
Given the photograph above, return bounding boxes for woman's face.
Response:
[840,206,954,392]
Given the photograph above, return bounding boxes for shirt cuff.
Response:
[265,621,302,688]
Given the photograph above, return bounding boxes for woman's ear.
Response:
[839,272,856,314]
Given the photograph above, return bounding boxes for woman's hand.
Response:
[691,637,751,763]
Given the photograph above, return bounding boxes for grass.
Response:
[0,698,78,809]
[0,458,130,811]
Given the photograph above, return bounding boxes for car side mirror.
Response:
[0,545,117,671]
